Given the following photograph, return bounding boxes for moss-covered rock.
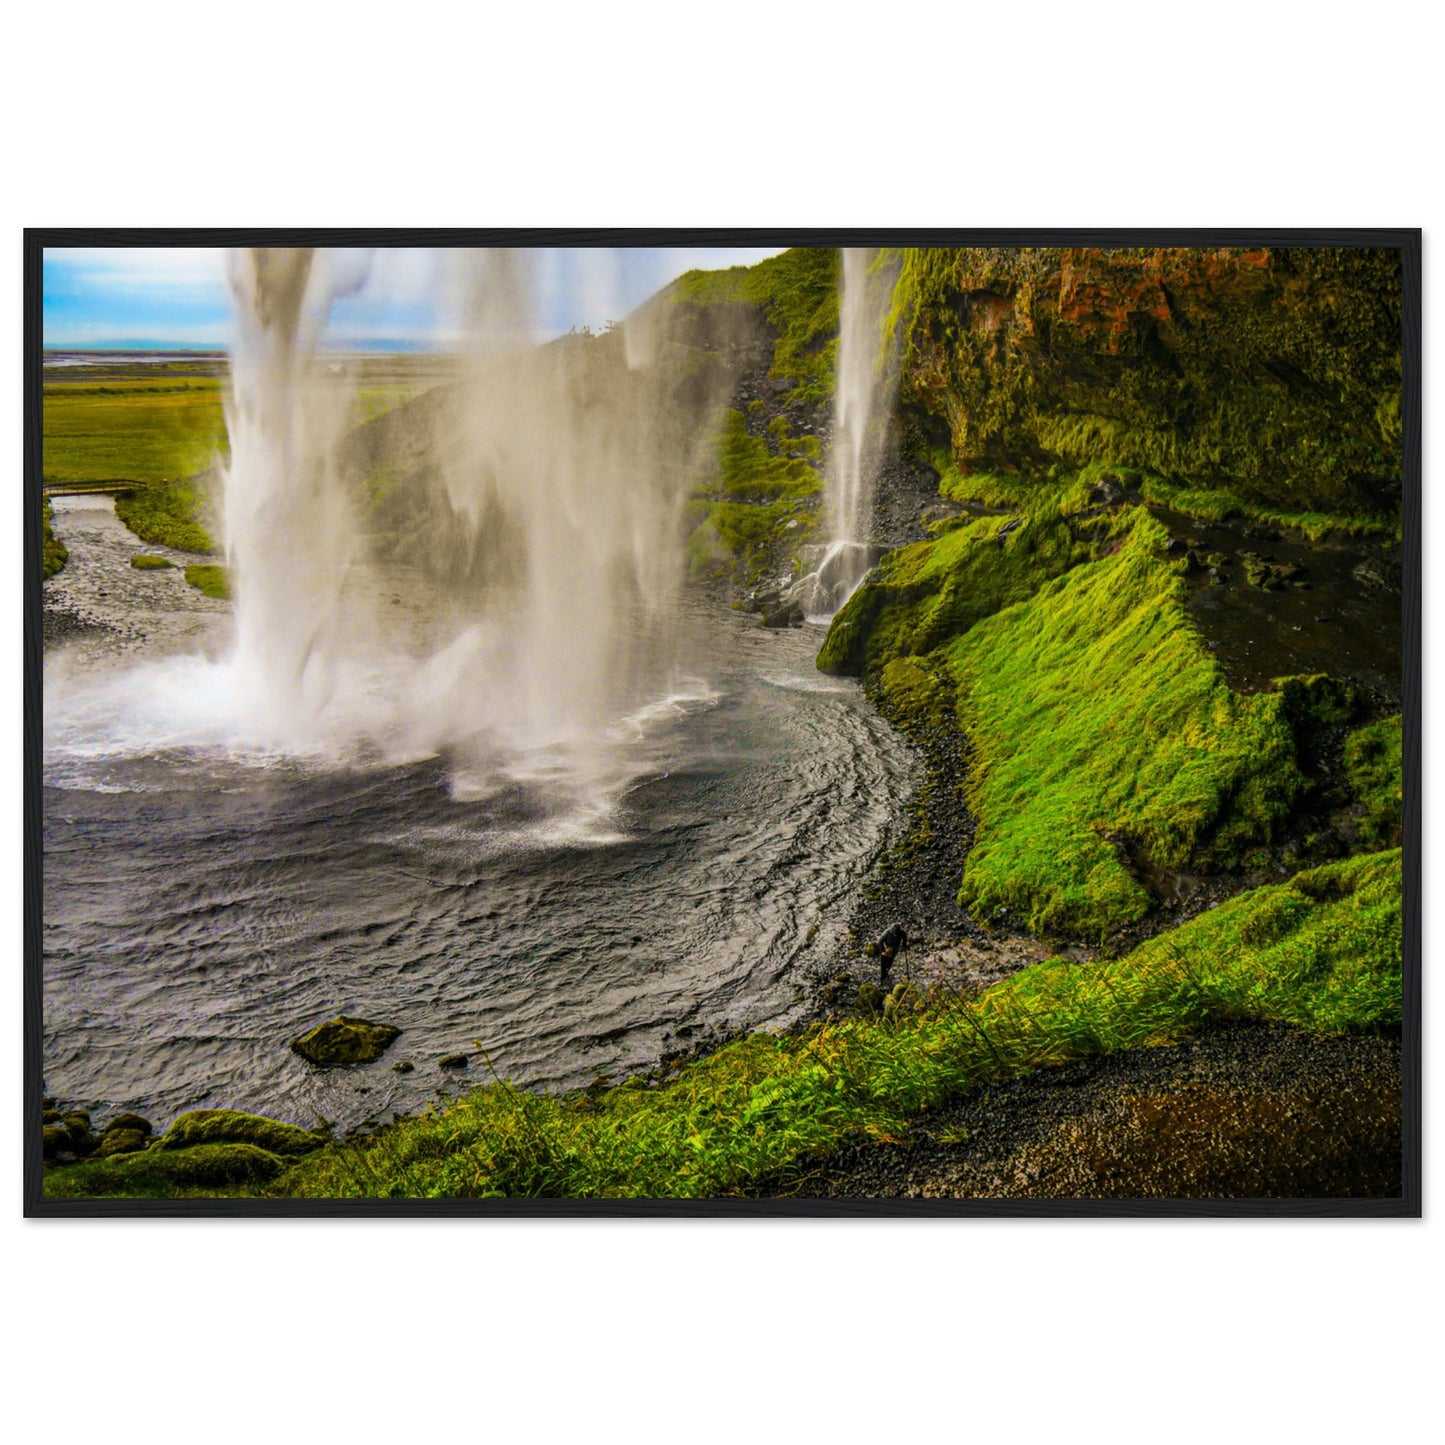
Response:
[104,1112,154,1137]
[96,1128,150,1158]
[1345,715,1403,849]
[439,1053,470,1070]
[130,553,175,570]
[183,562,230,599]
[139,1143,287,1188]
[159,1109,322,1157]
[42,1125,71,1160]
[291,1015,402,1066]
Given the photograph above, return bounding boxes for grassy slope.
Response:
[686,410,823,579]
[671,246,840,404]
[671,248,836,578]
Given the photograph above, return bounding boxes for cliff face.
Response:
[891,246,1403,517]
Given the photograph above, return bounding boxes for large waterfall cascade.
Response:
[196,247,729,819]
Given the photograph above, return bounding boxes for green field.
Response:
[41,358,451,562]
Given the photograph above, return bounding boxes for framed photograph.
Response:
[24,230,1420,1216]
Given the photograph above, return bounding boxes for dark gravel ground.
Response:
[770,1021,1401,1200]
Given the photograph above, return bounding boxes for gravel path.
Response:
[775,1022,1402,1200]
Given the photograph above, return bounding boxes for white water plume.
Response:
[796,247,901,616]
[211,245,730,822]
[222,248,377,745]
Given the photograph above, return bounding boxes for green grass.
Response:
[939,510,1306,940]
[43,378,227,485]
[1345,715,1403,848]
[114,478,217,553]
[41,500,67,579]
[129,553,174,570]
[818,487,1106,674]
[672,247,840,404]
[826,494,1320,942]
[687,409,822,578]
[183,563,230,599]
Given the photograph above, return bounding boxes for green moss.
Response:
[41,499,67,579]
[830,498,1314,942]
[291,1015,403,1066]
[1137,475,1396,542]
[672,247,840,404]
[818,494,1100,675]
[117,480,217,554]
[1345,715,1403,848]
[890,246,1403,522]
[937,511,1304,939]
[44,1142,288,1198]
[183,563,230,599]
[687,410,821,578]
[129,553,175,569]
[158,1109,322,1157]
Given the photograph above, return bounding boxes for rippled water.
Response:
[43,499,917,1130]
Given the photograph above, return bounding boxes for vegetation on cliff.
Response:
[885,246,1403,522]
[670,246,840,405]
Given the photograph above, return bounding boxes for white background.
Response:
[2,4,1437,1440]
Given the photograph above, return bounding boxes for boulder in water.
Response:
[291,1015,402,1066]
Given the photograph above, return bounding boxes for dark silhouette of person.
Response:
[875,923,908,980]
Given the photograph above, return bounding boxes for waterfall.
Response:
[793,247,898,618]
[218,247,728,820]
[222,248,374,744]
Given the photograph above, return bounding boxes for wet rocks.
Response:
[1241,551,1305,590]
[761,600,805,629]
[290,1015,402,1066]
[439,1053,470,1070]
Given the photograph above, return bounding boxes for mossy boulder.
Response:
[183,563,230,599]
[130,554,175,570]
[142,1143,287,1187]
[97,1128,150,1158]
[104,1112,154,1137]
[160,1108,322,1157]
[291,1015,402,1066]
[439,1053,469,1070]
[42,1125,71,1160]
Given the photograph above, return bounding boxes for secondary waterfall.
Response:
[794,247,899,618]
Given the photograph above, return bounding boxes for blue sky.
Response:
[42,246,785,351]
